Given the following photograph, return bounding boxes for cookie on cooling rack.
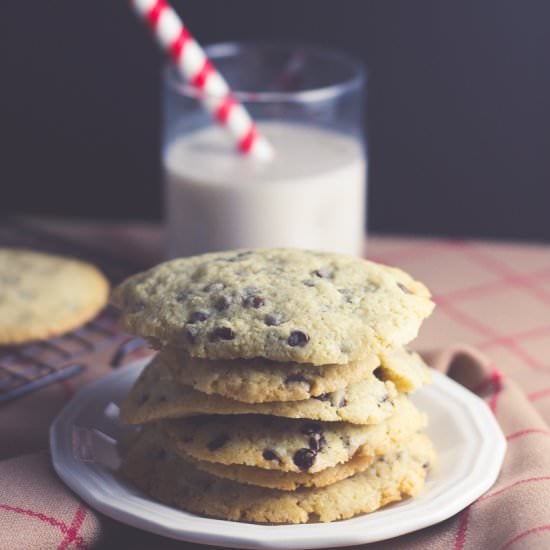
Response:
[0,248,109,345]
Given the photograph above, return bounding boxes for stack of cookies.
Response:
[113,249,436,524]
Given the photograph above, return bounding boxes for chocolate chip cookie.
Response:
[188,452,375,491]
[0,248,109,345]
[160,396,426,473]
[376,348,432,392]
[159,347,380,403]
[111,249,434,365]
[119,351,398,425]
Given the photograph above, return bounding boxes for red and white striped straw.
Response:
[131,0,274,161]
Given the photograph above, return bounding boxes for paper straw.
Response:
[131,0,274,161]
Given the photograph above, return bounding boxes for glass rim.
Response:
[164,41,366,104]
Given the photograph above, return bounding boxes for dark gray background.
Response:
[2,1,549,241]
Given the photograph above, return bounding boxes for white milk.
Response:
[164,121,366,257]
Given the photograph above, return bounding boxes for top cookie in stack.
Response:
[113,249,436,524]
[112,248,433,365]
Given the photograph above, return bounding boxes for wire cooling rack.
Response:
[0,220,149,403]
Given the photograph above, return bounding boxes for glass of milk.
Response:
[163,42,367,257]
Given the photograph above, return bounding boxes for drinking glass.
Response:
[163,42,367,257]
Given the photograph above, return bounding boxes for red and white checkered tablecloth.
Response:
[1,226,550,549]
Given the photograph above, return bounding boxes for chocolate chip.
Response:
[265,313,283,326]
[204,282,225,292]
[301,423,323,436]
[288,331,309,347]
[214,295,232,311]
[315,393,330,401]
[303,280,316,287]
[313,268,332,279]
[340,434,351,448]
[207,434,230,451]
[338,397,348,408]
[175,290,189,302]
[340,342,352,353]
[209,326,235,341]
[243,295,265,308]
[338,289,357,304]
[397,282,410,294]
[308,434,326,452]
[293,448,316,471]
[225,251,252,262]
[422,461,430,469]
[188,310,210,323]
[262,449,280,462]
[373,366,385,381]
[185,325,199,344]
[284,373,309,386]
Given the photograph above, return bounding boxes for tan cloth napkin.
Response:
[1,346,550,550]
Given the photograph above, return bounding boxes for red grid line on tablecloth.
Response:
[453,241,550,303]
[0,504,87,549]
[480,324,550,348]
[434,297,496,339]
[432,267,550,303]
[506,428,550,441]
[478,476,550,503]
[57,505,87,550]
[500,525,550,550]
[453,507,470,550]
[528,388,550,402]
[375,240,550,372]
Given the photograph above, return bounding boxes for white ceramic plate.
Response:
[50,359,506,549]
